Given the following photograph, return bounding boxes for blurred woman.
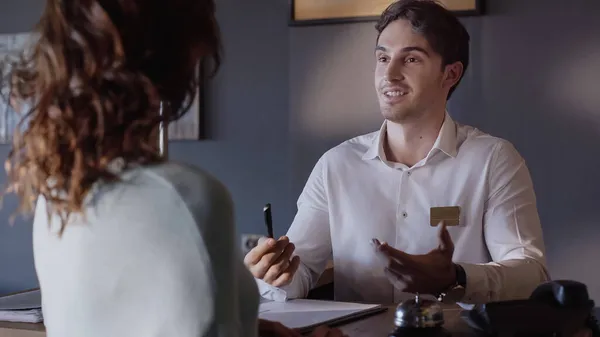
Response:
[2,0,343,336]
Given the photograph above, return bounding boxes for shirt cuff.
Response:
[456,262,491,304]
[255,278,288,302]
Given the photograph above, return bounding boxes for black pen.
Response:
[263,203,274,238]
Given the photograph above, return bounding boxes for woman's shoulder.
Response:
[130,162,236,236]
[136,162,234,218]
[36,161,235,236]
[138,162,231,199]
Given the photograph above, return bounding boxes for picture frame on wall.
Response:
[289,0,484,26]
[167,64,207,141]
[0,32,33,144]
[167,59,209,141]
[0,33,207,144]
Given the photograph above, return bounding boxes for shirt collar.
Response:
[432,112,458,158]
[362,112,458,161]
[361,122,387,161]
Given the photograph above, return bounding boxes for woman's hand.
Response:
[309,325,348,337]
[258,319,348,337]
[258,319,302,337]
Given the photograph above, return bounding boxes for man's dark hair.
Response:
[376,0,470,100]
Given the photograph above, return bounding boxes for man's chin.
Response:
[381,109,414,123]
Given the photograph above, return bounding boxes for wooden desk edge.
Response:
[0,322,45,337]
[0,322,45,332]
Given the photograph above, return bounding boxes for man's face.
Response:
[374,19,459,123]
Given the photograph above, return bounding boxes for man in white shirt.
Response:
[244,0,549,305]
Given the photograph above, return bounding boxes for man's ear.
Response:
[443,61,464,92]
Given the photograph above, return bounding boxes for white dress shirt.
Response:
[257,113,549,305]
[33,162,259,337]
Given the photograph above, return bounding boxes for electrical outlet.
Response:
[241,234,263,255]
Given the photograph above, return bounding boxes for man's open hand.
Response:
[373,222,456,295]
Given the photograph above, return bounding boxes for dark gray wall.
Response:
[290,0,600,301]
[1,0,600,303]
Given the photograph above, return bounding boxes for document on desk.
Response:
[0,289,43,323]
[259,298,386,333]
[0,289,41,310]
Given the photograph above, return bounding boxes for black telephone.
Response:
[462,280,600,337]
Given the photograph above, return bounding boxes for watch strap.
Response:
[436,263,467,303]
[455,263,467,288]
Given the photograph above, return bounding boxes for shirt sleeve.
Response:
[458,141,550,304]
[256,155,333,300]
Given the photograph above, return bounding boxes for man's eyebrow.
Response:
[402,46,430,56]
[374,45,430,57]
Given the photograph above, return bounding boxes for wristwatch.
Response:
[436,263,467,303]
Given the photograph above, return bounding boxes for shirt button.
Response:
[402,212,408,218]
[407,171,412,176]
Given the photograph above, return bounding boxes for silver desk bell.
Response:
[389,294,449,337]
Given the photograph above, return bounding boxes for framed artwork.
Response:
[167,61,207,141]
[0,33,206,144]
[0,33,33,144]
[290,0,484,26]
[167,73,206,141]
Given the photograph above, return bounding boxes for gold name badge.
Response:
[430,206,461,226]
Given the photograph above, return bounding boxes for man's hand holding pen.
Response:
[245,235,301,287]
[245,203,301,286]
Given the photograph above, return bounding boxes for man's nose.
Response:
[384,58,405,81]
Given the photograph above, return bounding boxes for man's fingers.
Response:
[385,266,429,294]
[376,243,419,269]
[263,243,296,283]
[370,238,382,247]
[272,255,301,287]
[246,237,291,279]
[250,236,289,267]
[244,236,277,266]
[262,258,290,284]
[384,267,417,283]
[280,239,295,260]
[387,257,412,275]
[258,237,292,267]
[437,222,454,254]
[384,267,411,292]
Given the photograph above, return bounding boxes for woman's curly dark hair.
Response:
[1,0,221,233]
